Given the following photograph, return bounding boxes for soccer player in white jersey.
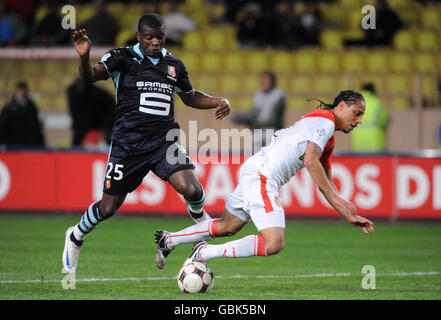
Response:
[154,90,375,269]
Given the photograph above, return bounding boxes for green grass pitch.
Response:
[0,213,440,300]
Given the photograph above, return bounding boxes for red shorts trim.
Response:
[258,171,274,213]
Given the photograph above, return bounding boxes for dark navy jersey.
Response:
[98,44,193,154]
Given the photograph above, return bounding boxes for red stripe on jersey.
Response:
[301,109,335,123]
[258,171,274,213]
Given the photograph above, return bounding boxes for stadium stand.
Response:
[222,51,246,72]
[0,0,439,149]
[319,51,341,73]
[366,50,389,74]
[341,50,365,73]
[270,51,294,73]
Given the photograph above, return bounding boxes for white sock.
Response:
[73,226,86,241]
[167,219,218,249]
[199,235,267,261]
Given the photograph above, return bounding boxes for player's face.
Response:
[335,100,365,133]
[137,26,165,58]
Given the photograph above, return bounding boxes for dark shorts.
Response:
[103,141,194,195]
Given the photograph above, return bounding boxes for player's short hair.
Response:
[137,13,164,33]
[309,90,365,110]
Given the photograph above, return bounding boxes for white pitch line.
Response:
[0,271,439,285]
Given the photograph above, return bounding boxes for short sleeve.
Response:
[98,49,123,78]
[174,60,193,94]
[303,117,335,151]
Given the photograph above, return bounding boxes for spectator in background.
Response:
[80,0,119,46]
[224,0,279,24]
[231,71,286,146]
[162,0,197,46]
[0,0,28,46]
[236,2,264,49]
[345,0,403,47]
[8,0,35,29]
[350,83,390,152]
[67,77,115,147]
[364,0,404,47]
[0,80,45,147]
[31,0,69,46]
[297,2,323,46]
[223,0,249,23]
[275,0,302,49]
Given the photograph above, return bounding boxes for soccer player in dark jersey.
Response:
[62,13,231,273]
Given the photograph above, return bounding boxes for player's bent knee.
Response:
[260,227,285,255]
[181,182,202,201]
[263,237,285,256]
[265,241,284,255]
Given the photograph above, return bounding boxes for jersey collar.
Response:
[133,43,168,60]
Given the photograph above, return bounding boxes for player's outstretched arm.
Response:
[304,141,340,205]
[304,141,374,233]
[323,167,338,192]
[72,29,107,83]
[178,90,230,120]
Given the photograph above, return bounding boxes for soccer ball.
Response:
[177,261,214,294]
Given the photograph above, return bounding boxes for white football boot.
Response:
[184,241,207,266]
[186,205,212,224]
[62,226,82,274]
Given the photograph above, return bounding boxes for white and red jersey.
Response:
[245,109,336,188]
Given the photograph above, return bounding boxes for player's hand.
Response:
[346,215,375,234]
[330,194,357,218]
[215,98,230,120]
[73,29,91,57]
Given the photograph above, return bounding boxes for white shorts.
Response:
[225,159,285,232]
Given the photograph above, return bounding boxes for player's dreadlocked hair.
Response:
[138,13,164,32]
[308,90,365,110]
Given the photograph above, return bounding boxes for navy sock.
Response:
[73,201,104,241]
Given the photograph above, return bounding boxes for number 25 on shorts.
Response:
[106,162,124,181]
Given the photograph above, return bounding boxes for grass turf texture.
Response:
[0,213,440,300]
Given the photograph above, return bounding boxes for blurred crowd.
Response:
[1,0,438,49]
